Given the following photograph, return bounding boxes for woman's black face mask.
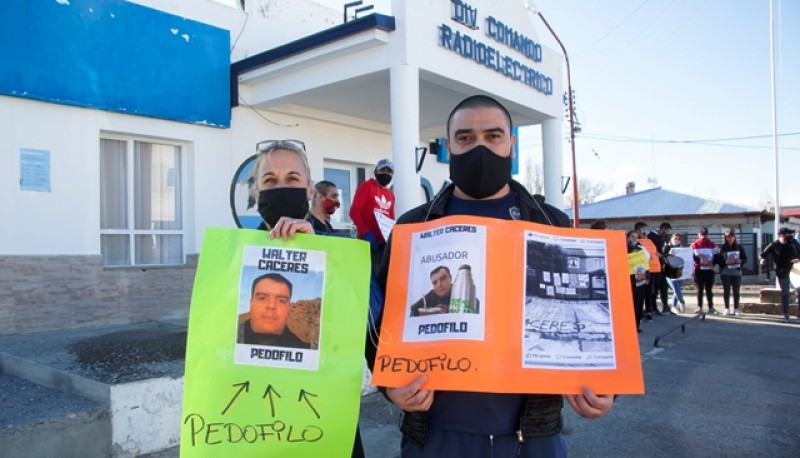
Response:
[257,188,309,229]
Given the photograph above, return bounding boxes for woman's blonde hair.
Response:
[250,141,312,200]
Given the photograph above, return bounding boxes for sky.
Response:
[213,0,799,210]
[518,0,800,210]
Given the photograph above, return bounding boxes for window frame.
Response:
[99,134,188,267]
[322,161,368,230]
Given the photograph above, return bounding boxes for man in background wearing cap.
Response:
[691,226,718,314]
[760,227,799,322]
[350,158,395,269]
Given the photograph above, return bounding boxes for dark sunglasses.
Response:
[256,139,306,152]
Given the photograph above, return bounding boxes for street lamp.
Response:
[525,1,580,227]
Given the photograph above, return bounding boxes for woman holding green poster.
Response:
[249,138,367,458]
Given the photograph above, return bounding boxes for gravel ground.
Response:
[0,321,187,430]
[0,372,104,430]
[0,322,186,384]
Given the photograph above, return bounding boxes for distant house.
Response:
[568,187,775,275]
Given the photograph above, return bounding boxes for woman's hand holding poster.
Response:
[180,228,370,457]
[372,216,644,395]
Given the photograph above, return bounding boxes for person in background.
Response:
[250,139,366,457]
[635,221,661,320]
[648,222,673,315]
[691,226,718,314]
[373,95,614,457]
[719,228,747,317]
[666,233,687,313]
[308,180,340,233]
[627,230,650,333]
[350,158,395,269]
[589,219,607,230]
[760,227,799,323]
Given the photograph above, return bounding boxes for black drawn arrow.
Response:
[221,381,250,416]
[298,389,320,419]
[262,384,282,417]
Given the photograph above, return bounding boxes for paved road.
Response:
[356,311,800,458]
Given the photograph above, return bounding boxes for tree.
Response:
[521,157,544,195]
[521,157,610,205]
[565,178,613,208]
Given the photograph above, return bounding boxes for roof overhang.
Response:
[230,13,553,137]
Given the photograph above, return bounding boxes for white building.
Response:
[1,0,568,335]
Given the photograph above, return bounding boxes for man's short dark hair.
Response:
[251,273,293,298]
[429,265,451,278]
[660,222,672,230]
[314,180,337,195]
[447,95,513,137]
[634,221,648,231]
[590,219,607,230]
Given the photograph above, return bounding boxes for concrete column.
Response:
[541,118,564,209]
[389,64,422,215]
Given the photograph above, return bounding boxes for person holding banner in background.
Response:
[691,227,718,315]
[718,228,747,317]
[350,158,396,269]
[373,95,615,457]
[250,139,367,457]
[666,233,687,313]
[627,230,650,333]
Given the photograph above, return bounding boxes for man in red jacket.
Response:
[350,158,395,269]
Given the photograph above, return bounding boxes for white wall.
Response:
[0,96,232,256]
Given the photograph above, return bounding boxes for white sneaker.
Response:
[734,309,741,317]
[670,306,680,315]
[723,309,731,316]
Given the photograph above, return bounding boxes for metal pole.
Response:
[770,0,779,242]
[534,12,580,227]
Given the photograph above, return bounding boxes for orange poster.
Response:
[637,238,662,273]
[371,216,644,395]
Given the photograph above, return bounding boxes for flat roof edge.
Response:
[230,13,395,108]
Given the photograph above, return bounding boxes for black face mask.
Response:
[257,188,309,229]
[375,173,393,187]
[449,145,512,199]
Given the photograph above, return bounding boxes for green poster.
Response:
[180,228,370,457]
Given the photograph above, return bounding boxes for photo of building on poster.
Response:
[403,223,487,342]
[522,231,615,369]
[234,245,326,370]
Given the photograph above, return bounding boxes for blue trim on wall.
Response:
[230,13,395,107]
[0,0,230,127]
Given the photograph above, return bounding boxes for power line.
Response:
[578,132,800,144]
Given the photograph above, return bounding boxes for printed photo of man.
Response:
[237,272,310,349]
[410,265,480,316]
[410,266,453,316]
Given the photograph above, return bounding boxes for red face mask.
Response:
[322,198,340,215]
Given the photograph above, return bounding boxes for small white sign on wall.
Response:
[20,148,51,192]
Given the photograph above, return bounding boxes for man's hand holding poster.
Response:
[372,216,644,395]
[180,228,369,457]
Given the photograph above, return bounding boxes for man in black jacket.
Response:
[647,222,673,315]
[760,227,800,322]
[372,95,614,457]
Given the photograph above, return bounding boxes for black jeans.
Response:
[721,274,742,309]
[695,269,715,309]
